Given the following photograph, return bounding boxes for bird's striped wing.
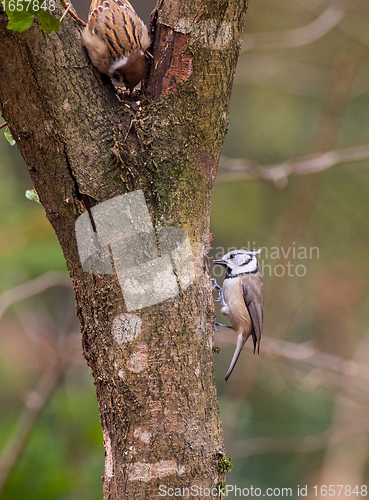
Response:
[88,0,133,18]
[242,274,264,353]
[87,0,149,58]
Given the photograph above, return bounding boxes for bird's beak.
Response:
[214,259,227,266]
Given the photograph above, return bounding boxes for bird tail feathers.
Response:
[224,333,245,382]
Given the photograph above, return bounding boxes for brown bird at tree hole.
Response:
[82,0,151,91]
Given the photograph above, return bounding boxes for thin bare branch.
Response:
[0,347,71,493]
[233,429,329,457]
[296,0,369,15]
[232,420,369,458]
[0,270,79,492]
[214,330,369,381]
[59,0,86,26]
[217,145,369,187]
[0,121,7,130]
[0,272,72,321]
[241,6,344,52]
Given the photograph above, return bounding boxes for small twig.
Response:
[0,271,72,321]
[232,420,369,458]
[0,271,78,492]
[0,121,7,130]
[59,2,71,22]
[241,6,344,51]
[0,352,68,493]
[296,0,369,15]
[217,145,369,187]
[59,0,86,27]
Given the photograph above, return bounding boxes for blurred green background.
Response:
[1,0,369,498]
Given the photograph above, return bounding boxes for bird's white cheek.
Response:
[109,55,129,75]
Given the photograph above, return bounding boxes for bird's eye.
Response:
[230,254,235,259]
[112,71,120,79]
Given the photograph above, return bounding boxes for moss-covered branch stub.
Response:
[137,2,247,223]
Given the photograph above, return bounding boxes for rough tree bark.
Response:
[0,0,249,497]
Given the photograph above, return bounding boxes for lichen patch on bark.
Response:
[175,19,233,50]
[103,430,114,479]
[128,460,185,482]
[134,427,152,444]
[127,343,148,373]
[112,314,142,344]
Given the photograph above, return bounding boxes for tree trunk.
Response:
[0,0,248,497]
